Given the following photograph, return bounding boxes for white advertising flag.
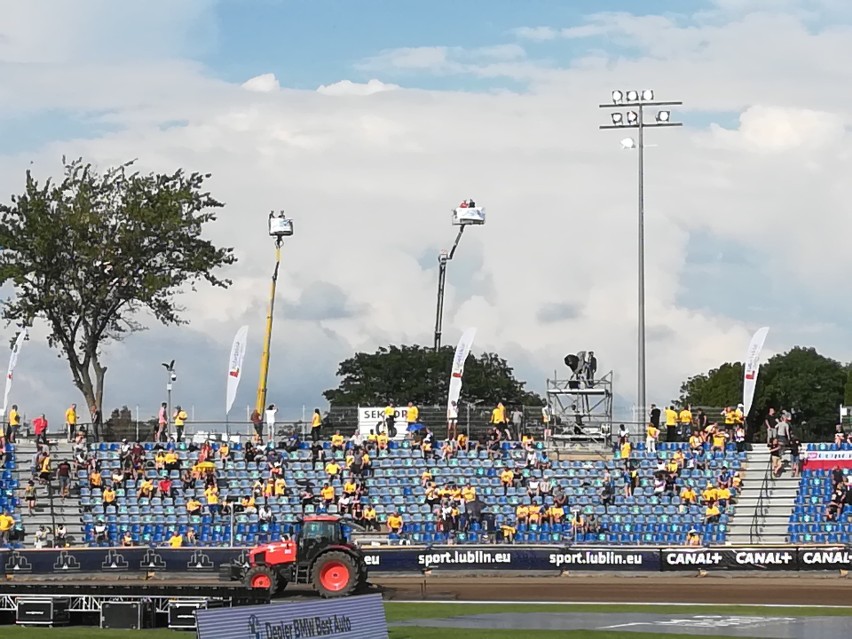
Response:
[447,328,477,412]
[226,325,249,415]
[743,326,770,417]
[2,329,27,416]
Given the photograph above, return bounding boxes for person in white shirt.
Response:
[447,401,459,440]
[265,404,277,442]
[258,504,272,523]
[34,526,48,549]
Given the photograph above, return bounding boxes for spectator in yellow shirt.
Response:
[500,468,514,493]
[331,431,345,452]
[620,440,632,460]
[103,487,116,507]
[0,512,14,545]
[686,528,701,546]
[680,485,697,505]
[711,430,728,452]
[701,484,718,504]
[515,504,529,524]
[386,512,404,534]
[406,402,419,428]
[325,460,341,483]
[377,432,389,450]
[311,408,323,443]
[320,483,335,506]
[705,501,721,524]
[645,423,659,454]
[65,403,77,443]
[186,498,202,516]
[461,484,476,502]
[679,405,693,436]
[168,532,183,548]
[490,402,506,427]
[362,505,378,531]
[547,505,565,524]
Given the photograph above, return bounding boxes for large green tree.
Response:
[324,344,545,407]
[0,158,236,414]
[678,346,845,439]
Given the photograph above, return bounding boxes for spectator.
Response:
[157,403,168,442]
[103,485,117,511]
[776,413,791,446]
[686,528,701,546]
[447,401,459,441]
[362,504,378,531]
[678,404,693,439]
[54,524,68,548]
[500,467,514,494]
[186,497,202,517]
[769,438,783,477]
[37,452,51,485]
[23,480,36,515]
[387,511,404,535]
[65,403,77,443]
[664,405,678,442]
[645,422,659,454]
[309,408,322,443]
[168,531,183,548]
[0,511,13,545]
[331,430,345,453]
[34,526,49,549]
[258,502,273,523]
[734,424,746,453]
[764,408,778,445]
[789,437,802,478]
[33,414,49,447]
[93,519,108,544]
[325,459,341,484]
[704,500,721,524]
[186,528,197,545]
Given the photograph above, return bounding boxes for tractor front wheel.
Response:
[312,552,359,598]
[245,565,278,594]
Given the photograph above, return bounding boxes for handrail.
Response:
[748,449,774,544]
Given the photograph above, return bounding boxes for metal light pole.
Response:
[256,211,294,416]
[433,200,486,351]
[161,360,176,439]
[599,90,682,421]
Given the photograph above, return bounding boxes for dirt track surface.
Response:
[374,575,852,606]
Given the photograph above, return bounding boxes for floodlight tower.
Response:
[599,90,682,420]
[255,211,294,416]
[433,200,486,351]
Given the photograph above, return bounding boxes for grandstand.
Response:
[6,432,749,548]
[788,442,852,544]
[0,443,20,545]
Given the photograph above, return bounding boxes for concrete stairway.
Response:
[726,443,799,545]
[726,444,769,545]
[16,438,85,547]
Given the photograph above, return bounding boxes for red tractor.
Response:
[231,514,368,598]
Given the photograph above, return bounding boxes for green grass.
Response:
[384,601,852,621]
[2,603,850,639]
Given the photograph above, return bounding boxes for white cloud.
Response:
[1,1,852,425]
[242,73,280,93]
[317,79,400,96]
[512,26,559,41]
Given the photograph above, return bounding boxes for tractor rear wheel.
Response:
[245,565,278,594]
[311,551,359,598]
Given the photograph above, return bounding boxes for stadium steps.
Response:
[725,444,768,544]
[726,444,798,544]
[16,438,85,547]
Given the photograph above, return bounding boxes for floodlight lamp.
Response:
[452,201,486,226]
[611,112,624,125]
[626,90,639,103]
[656,110,671,123]
[641,89,654,101]
[626,111,638,124]
[621,138,636,149]
[611,90,624,104]
[268,210,294,238]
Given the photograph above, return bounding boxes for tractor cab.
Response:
[296,516,349,562]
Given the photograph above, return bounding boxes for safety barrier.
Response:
[2,545,851,576]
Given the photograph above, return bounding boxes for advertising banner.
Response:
[742,326,770,417]
[796,547,852,571]
[357,406,409,440]
[2,328,27,417]
[197,593,388,639]
[661,547,797,571]
[447,328,477,414]
[226,325,249,415]
[803,449,852,470]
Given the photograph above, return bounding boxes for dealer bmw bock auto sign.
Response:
[196,594,388,639]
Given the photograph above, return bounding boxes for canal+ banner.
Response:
[196,593,388,639]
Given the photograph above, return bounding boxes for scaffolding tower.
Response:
[546,369,614,450]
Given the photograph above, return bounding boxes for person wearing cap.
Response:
[686,528,701,546]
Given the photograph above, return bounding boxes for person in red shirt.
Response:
[33,414,48,447]
[158,477,173,499]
